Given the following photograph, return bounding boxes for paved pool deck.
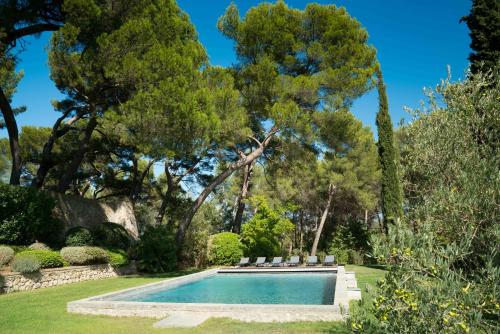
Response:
[67,266,361,325]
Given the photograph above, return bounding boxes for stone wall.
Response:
[51,193,139,239]
[0,263,136,294]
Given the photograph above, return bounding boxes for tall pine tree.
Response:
[461,0,500,74]
[375,65,402,229]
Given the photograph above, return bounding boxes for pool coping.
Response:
[67,266,360,322]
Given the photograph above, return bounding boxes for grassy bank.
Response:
[0,265,385,334]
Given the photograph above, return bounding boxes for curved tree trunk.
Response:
[57,116,97,193]
[33,109,83,188]
[232,160,254,234]
[0,87,21,185]
[176,128,278,251]
[311,183,336,256]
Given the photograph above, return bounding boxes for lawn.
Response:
[0,265,385,334]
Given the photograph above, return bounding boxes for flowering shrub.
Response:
[348,70,499,334]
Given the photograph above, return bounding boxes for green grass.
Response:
[0,265,385,334]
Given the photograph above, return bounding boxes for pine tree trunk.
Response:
[232,161,254,234]
[310,184,336,256]
[57,116,97,193]
[0,87,21,185]
[155,163,177,226]
[176,128,278,251]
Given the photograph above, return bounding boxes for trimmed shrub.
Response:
[11,256,41,273]
[65,227,94,246]
[28,242,50,251]
[208,232,243,266]
[16,250,64,269]
[91,223,131,250]
[136,225,176,273]
[60,246,109,265]
[106,249,129,267]
[0,184,63,246]
[347,249,364,265]
[0,246,14,266]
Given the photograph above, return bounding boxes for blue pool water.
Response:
[109,273,336,305]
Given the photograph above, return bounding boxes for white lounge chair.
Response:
[323,255,335,266]
[238,257,250,267]
[287,256,300,266]
[254,257,267,267]
[271,257,283,267]
[307,255,318,266]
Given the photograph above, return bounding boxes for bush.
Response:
[28,242,50,251]
[136,225,177,273]
[241,196,294,258]
[350,72,500,333]
[65,227,94,246]
[0,246,14,266]
[347,249,364,265]
[208,232,244,266]
[91,223,131,250]
[0,184,63,247]
[60,246,109,265]
[11,256,41,273]
[16,250,64,268]
[328,245,348,264]
[106,249,129,267]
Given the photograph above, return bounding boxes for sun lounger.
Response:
[287,256,300,266]
[238,257,250,267]
[271,257,283,267]
[254,257,267,267]
[323,255,335,266]
[307,255,318,266]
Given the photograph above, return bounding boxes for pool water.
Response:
[108,273,336,305]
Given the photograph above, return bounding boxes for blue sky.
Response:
[1,0,472,140]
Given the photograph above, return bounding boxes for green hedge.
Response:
[0,184,63,247]
[0,245,14,266]
[16,250,64,268]
[92,223,131,250]
[208,232,243,266]
[136,225,176,273]
[11,256,41,273]
[106,249,129,267]
[65,227,94,246]
[60,246,109,265]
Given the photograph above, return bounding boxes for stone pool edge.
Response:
[67,266,360,322]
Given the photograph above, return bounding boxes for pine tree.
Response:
[375,66,402,228]
[461,0,500,74]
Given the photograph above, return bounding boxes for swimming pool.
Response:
[105,273,336,305]
[68,267,360,323]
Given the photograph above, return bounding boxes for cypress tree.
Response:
[461,0,500,74]
[375,66,403,229]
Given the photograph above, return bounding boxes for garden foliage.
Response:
[207,232,243,265]
[349,69,499,333]
[65,227,94,247]
[0,184,63,246]
[15,250,64,269]
[60,246,109,265]
[136,225,177,273]
[11,256,41,273]
[241,196,295,258]
[0,245,14,266]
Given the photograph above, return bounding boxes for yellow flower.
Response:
[458,322,469,333]
[448,311,458,317]
[461,283,470,293]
